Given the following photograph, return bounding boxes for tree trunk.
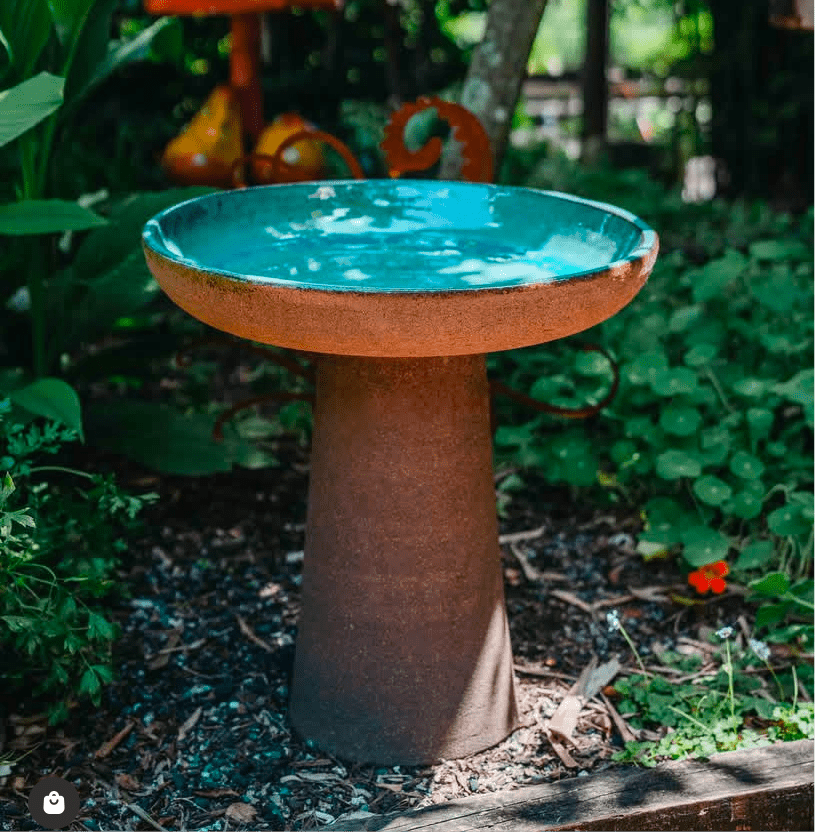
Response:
[581,0,610,164]
[440,0,549,179]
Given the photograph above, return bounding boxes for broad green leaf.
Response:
[789,491,814,521]
[0,0,52,81]
[623,350,668,385]
[730,378,770,398]
[774,369,813,407]
[693,475,732,506]
[749,239,810,262]
[724,479,765,519]
[72,188,214,278]
[754,601,791,629]
[691,249,746,303]
[734,540,774,570]
[656,450,701,480]
[62,0,117,105]
[729,451,764,480]
[641,497,688,545]
[50,248,159,354]
[751,266,808,313]
[659,405,701,436]
[83,400,254,475]
[668,304,703,333]
[0,72,63,147]
[574,349,611,376]
[767,505,811,537]
[746,408,774,441]
[680,525,731,567]
[46,0,95,46]
[83,17,173,99]
[698,426,730,466]
[0,199,106,235]
[650,367,698,397]
[750,572,791,597]
[683,343,717,367]
[9,378,83,439]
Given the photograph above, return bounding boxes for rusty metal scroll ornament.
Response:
[380,95,493,183]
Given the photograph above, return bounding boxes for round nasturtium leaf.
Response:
[725,490,764,520]
[669,305,703,333]
[730,378,769,398]
[650,367,699,397]
[693,475,733,506]
[729,450,765,480]
[680,525,731,567]
[684,343,718,367]
[767,505,811,536]
[746,408,774,440]
[624,350,669,385]
[699,427,730,466]
[656,450,702,480]
[660,405,702,437]
[734,540,775,570]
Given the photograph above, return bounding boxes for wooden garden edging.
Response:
[336,739,813,831]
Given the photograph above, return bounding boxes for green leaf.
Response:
[78,666,100,696]
[9,378,83,439]
[693,475,732,506]
[0,199,106,235]
[767,505,811,537]
[83,400,252,475]
[62,0,118,105]
[683,343,717,367]
[650,367,698,397]
[750,266,808,313]
[681,525,730,567]
[734,540,774,570]
[755,601,790,629]
[691,249,746,303]
[750,572,791,597]
[698,426,730,466]
[660,405,701,436]
[0,0,52,81]
[774,369,813,407]
[725,486,765,520]
[49,248,159,354]
[730,378,770,398]
[746,408,774,441]
[749,239,810,262]
[84,17,173,99]
[729,451,764,480]
[668,305,703,333]
[656,450,702,480]
[46,0,95,46]
[624,350,668,385]
[0,72,63,147]
[72,188,213,278]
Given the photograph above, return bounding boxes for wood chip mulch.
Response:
[0,439,764,831]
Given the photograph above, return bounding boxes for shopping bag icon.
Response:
[43,791,64,814]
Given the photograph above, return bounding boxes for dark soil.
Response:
[0,395,755,831]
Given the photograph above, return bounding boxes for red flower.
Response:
[688,561,729,594]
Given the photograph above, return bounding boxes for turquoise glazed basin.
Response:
[143,180,658,356]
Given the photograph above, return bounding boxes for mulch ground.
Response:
[1,429,756,831]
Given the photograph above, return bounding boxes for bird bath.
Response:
[142,180,658,765]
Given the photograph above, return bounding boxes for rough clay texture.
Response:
[290,355,519,764]
[143,243,658,358]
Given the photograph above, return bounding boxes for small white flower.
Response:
[749,638,771,661]
[716,626,734,640]
[606,610,620,632]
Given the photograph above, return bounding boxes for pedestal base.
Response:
[289,354,519,764]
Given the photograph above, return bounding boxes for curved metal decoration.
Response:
[381,95,493,183]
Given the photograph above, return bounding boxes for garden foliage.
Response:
[0,399,156,725]
[494,158,812,651]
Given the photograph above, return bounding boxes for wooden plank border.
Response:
[336,740,813,831]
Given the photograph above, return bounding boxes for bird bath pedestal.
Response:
[143,180,658,764]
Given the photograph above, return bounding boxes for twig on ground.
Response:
[94,722,135,759]
[236,614,275,653]
[498,525,546,545]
